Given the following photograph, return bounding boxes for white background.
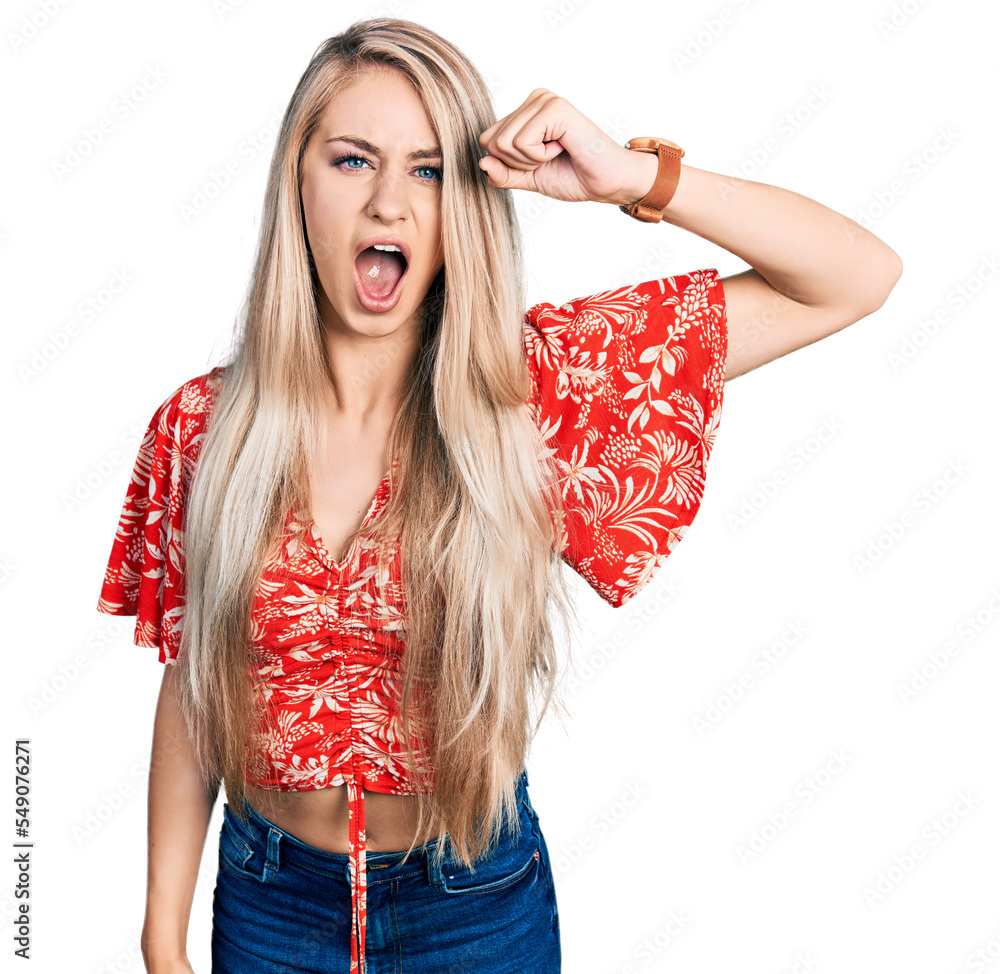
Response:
[4,0,999,972]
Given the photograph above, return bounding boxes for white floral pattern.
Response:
[96,267,727,972]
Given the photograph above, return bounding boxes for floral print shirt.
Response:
[96,267,728,972]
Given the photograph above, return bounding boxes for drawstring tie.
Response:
[346,776,367,973]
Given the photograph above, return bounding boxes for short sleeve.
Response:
[522,268,728,607]
[95,369,222,663]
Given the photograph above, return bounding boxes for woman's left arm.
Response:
[479,89,904,382]
[614,157,904,380]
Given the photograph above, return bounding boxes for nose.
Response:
[366,169,408,223]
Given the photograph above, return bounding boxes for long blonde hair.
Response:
[175,17,580,869]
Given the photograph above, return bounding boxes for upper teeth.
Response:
[373,244,401,253]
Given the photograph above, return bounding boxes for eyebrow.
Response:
[324,136,442,160]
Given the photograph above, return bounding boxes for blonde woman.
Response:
[96,16,902,974]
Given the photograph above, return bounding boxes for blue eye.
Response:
[330,154,442,183]
[332,154,370,171]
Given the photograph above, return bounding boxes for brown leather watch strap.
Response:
[620,137,685,223]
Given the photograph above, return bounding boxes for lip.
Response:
[353,240,411,314]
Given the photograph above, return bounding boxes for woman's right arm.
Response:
[142,662,219,973]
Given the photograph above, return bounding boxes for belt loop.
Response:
[264,827,282,882]
[518,767,530,807]
[425,829,451,888]
[426,843,445,887]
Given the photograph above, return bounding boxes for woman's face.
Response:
[301,65,445,337]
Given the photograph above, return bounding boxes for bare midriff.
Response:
[243,782,433,854]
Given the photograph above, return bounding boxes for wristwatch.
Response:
[619,137,685,223]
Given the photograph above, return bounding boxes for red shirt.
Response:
[97,268,727,972]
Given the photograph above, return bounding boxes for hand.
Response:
[478,89,656,207]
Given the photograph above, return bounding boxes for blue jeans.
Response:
[211,769,561,973]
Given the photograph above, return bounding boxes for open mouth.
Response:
[353,245,409,313]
